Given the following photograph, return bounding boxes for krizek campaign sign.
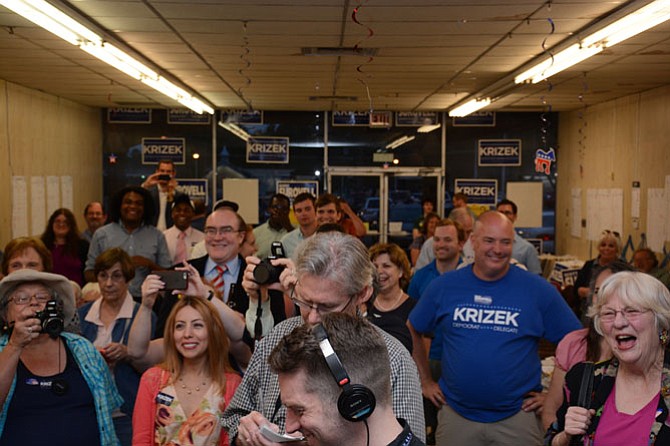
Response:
[141,137,186,165]
[332,111,370,126]
[452,111,496,127]
[176,179,209,206]
[454,179,498,205]
[108,108,152,123]
[395,111,438,126]
[168,109,211,124]
[246,136,289,163]
[221,110,263,125]
[277,181,319,200]
[478,139,522,166]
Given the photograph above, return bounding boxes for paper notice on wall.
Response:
[61,176,73,211]
[571,188,581,238]
[586,189,623,241]
[647,188,666,252]
[46,175,60,217]
[31,176,46,236]
[12,176,28,238]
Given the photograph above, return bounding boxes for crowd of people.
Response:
[1,163,670,446]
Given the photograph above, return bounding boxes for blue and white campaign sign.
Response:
[141,137,186,165]
[452,111,496,127]
[246,136,289,163]
[221,110,263,125]
[395,111,438,126]
[478,139,522,166]
[168,109,211,125]
[454,179,498,205]
[332,111,370,126]
[108,108,152,123]
[277,181,319,201]
[176,179,209,206]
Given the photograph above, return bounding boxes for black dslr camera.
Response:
[35,299,64,339]
[253,242,286,285]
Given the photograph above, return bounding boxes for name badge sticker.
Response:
[156,392,175,406]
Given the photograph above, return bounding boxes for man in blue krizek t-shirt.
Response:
[409,211,580,446]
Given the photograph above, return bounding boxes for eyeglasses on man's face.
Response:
[204,226,241,237]
[290,287,354,316]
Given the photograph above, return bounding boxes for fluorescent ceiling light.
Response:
[0,0,214,115]
[448,98,491,117]
[219,122,251,142]
[417,124,441,133]
[385,135,415,150]
[515,0,670,84]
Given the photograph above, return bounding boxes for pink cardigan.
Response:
[133,367,241,446]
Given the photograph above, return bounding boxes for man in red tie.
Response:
[162,194,204,264]
[155,207,287,346]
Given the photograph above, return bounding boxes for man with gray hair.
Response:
[221,231,425,445]
[268,313,425,446]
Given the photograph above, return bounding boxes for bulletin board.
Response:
[222,178,259,225]
[506,182,543,227]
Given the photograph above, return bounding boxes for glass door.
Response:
[328,167,442,251]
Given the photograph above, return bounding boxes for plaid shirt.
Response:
[0,332,122,446]
[221,316,425,442]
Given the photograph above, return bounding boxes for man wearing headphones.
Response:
[266,313,425,446]
[221,231,424,445]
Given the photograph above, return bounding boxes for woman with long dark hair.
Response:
[41,208,89,286]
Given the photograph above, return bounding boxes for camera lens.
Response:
[253,263,275,285]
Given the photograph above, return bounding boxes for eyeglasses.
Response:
[204,226,240,237]
[290,287,354,316]
[601,230,621,238]
[9,292,52,305]
[598,307,649,323]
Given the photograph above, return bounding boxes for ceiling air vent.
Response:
[301,47,378,57]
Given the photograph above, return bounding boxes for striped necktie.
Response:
[211,265,227,298]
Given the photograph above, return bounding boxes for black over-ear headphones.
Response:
[313,324,376,422]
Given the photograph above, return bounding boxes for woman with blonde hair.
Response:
[132,294,241,446]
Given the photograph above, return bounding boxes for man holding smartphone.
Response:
[141,159,186,231]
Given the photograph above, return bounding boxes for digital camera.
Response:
[253,242,286,285]
[35,299,64,338]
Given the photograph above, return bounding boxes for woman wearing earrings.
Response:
[367,243,416,353]
[132,286,241,446]
[546,271,670,445]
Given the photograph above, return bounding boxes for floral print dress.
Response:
[155,382,226,446]
[133,367,242,446]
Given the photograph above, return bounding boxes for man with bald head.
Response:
[408,211,579,446]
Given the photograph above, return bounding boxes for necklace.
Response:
[375,288,404,312]
[178,376,208,395]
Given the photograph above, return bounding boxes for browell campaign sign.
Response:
[141,138,186,165]
[478,139,522,166]
[454,179,498,206]
[176,179,208,206]
[277,181,319,200]
[246,136,289,163]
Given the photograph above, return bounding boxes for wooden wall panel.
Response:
[557,84,670,259]
[0,80,102,247]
